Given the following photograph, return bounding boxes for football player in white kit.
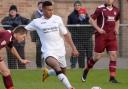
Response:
[25,1,79,89]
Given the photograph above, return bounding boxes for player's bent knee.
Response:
[2,69,11,76]
[110,54,117,60]
[94,54,102,60]
[95,55,102,60]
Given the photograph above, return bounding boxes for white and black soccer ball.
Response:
[91,86,102,89]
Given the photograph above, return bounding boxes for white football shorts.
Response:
[43,53,67,68]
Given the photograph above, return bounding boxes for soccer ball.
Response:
[91,86,102,89]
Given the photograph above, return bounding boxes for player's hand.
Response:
[71,48,79,57]
[20,59,31,64]
[97,29,106,34]
[115,30,119,35]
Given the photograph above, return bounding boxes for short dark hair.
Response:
[13,26,27,34]
[9,5,18,12]
[42,1,52,7]
[74,1,82,6]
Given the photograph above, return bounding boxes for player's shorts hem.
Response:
[43,54,67,68]
[106,50,118,52]
[94,50,104,53]
[44,55,58,61]
[95,49,117,53]
[45,56,57,62]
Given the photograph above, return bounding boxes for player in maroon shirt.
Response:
[0,26,30,89]
[82,0,120,83]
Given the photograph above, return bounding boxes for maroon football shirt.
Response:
[91,4,120,33]
[0,30,13,49]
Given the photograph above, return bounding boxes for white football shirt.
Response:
[25,15,68,59]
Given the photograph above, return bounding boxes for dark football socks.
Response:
[109,61,116,78]
[3,75,14,89]
[83,58,96,79]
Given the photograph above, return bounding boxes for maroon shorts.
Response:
[95,34,118,53]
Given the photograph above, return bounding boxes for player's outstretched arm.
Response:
[64,31,79,57]
[10,47,31,64]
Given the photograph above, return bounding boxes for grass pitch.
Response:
[0,69,128,89]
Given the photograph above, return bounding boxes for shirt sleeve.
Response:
[59,17,68,35]
[25,20,37,31]
[91,7,101,20]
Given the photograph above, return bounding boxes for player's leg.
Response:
[60,68,74,89]
[107,38,119,83]
[82,52,102,82]
[42,62,66,81]
[59,56,74,88]
[108,51,119,83]
[82,35,105,82]
[44,56,74,89]
[43,56,67,78]
[57,56,74,88]
[0,58,14,89]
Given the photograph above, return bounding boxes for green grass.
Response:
[0,69,128,89]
